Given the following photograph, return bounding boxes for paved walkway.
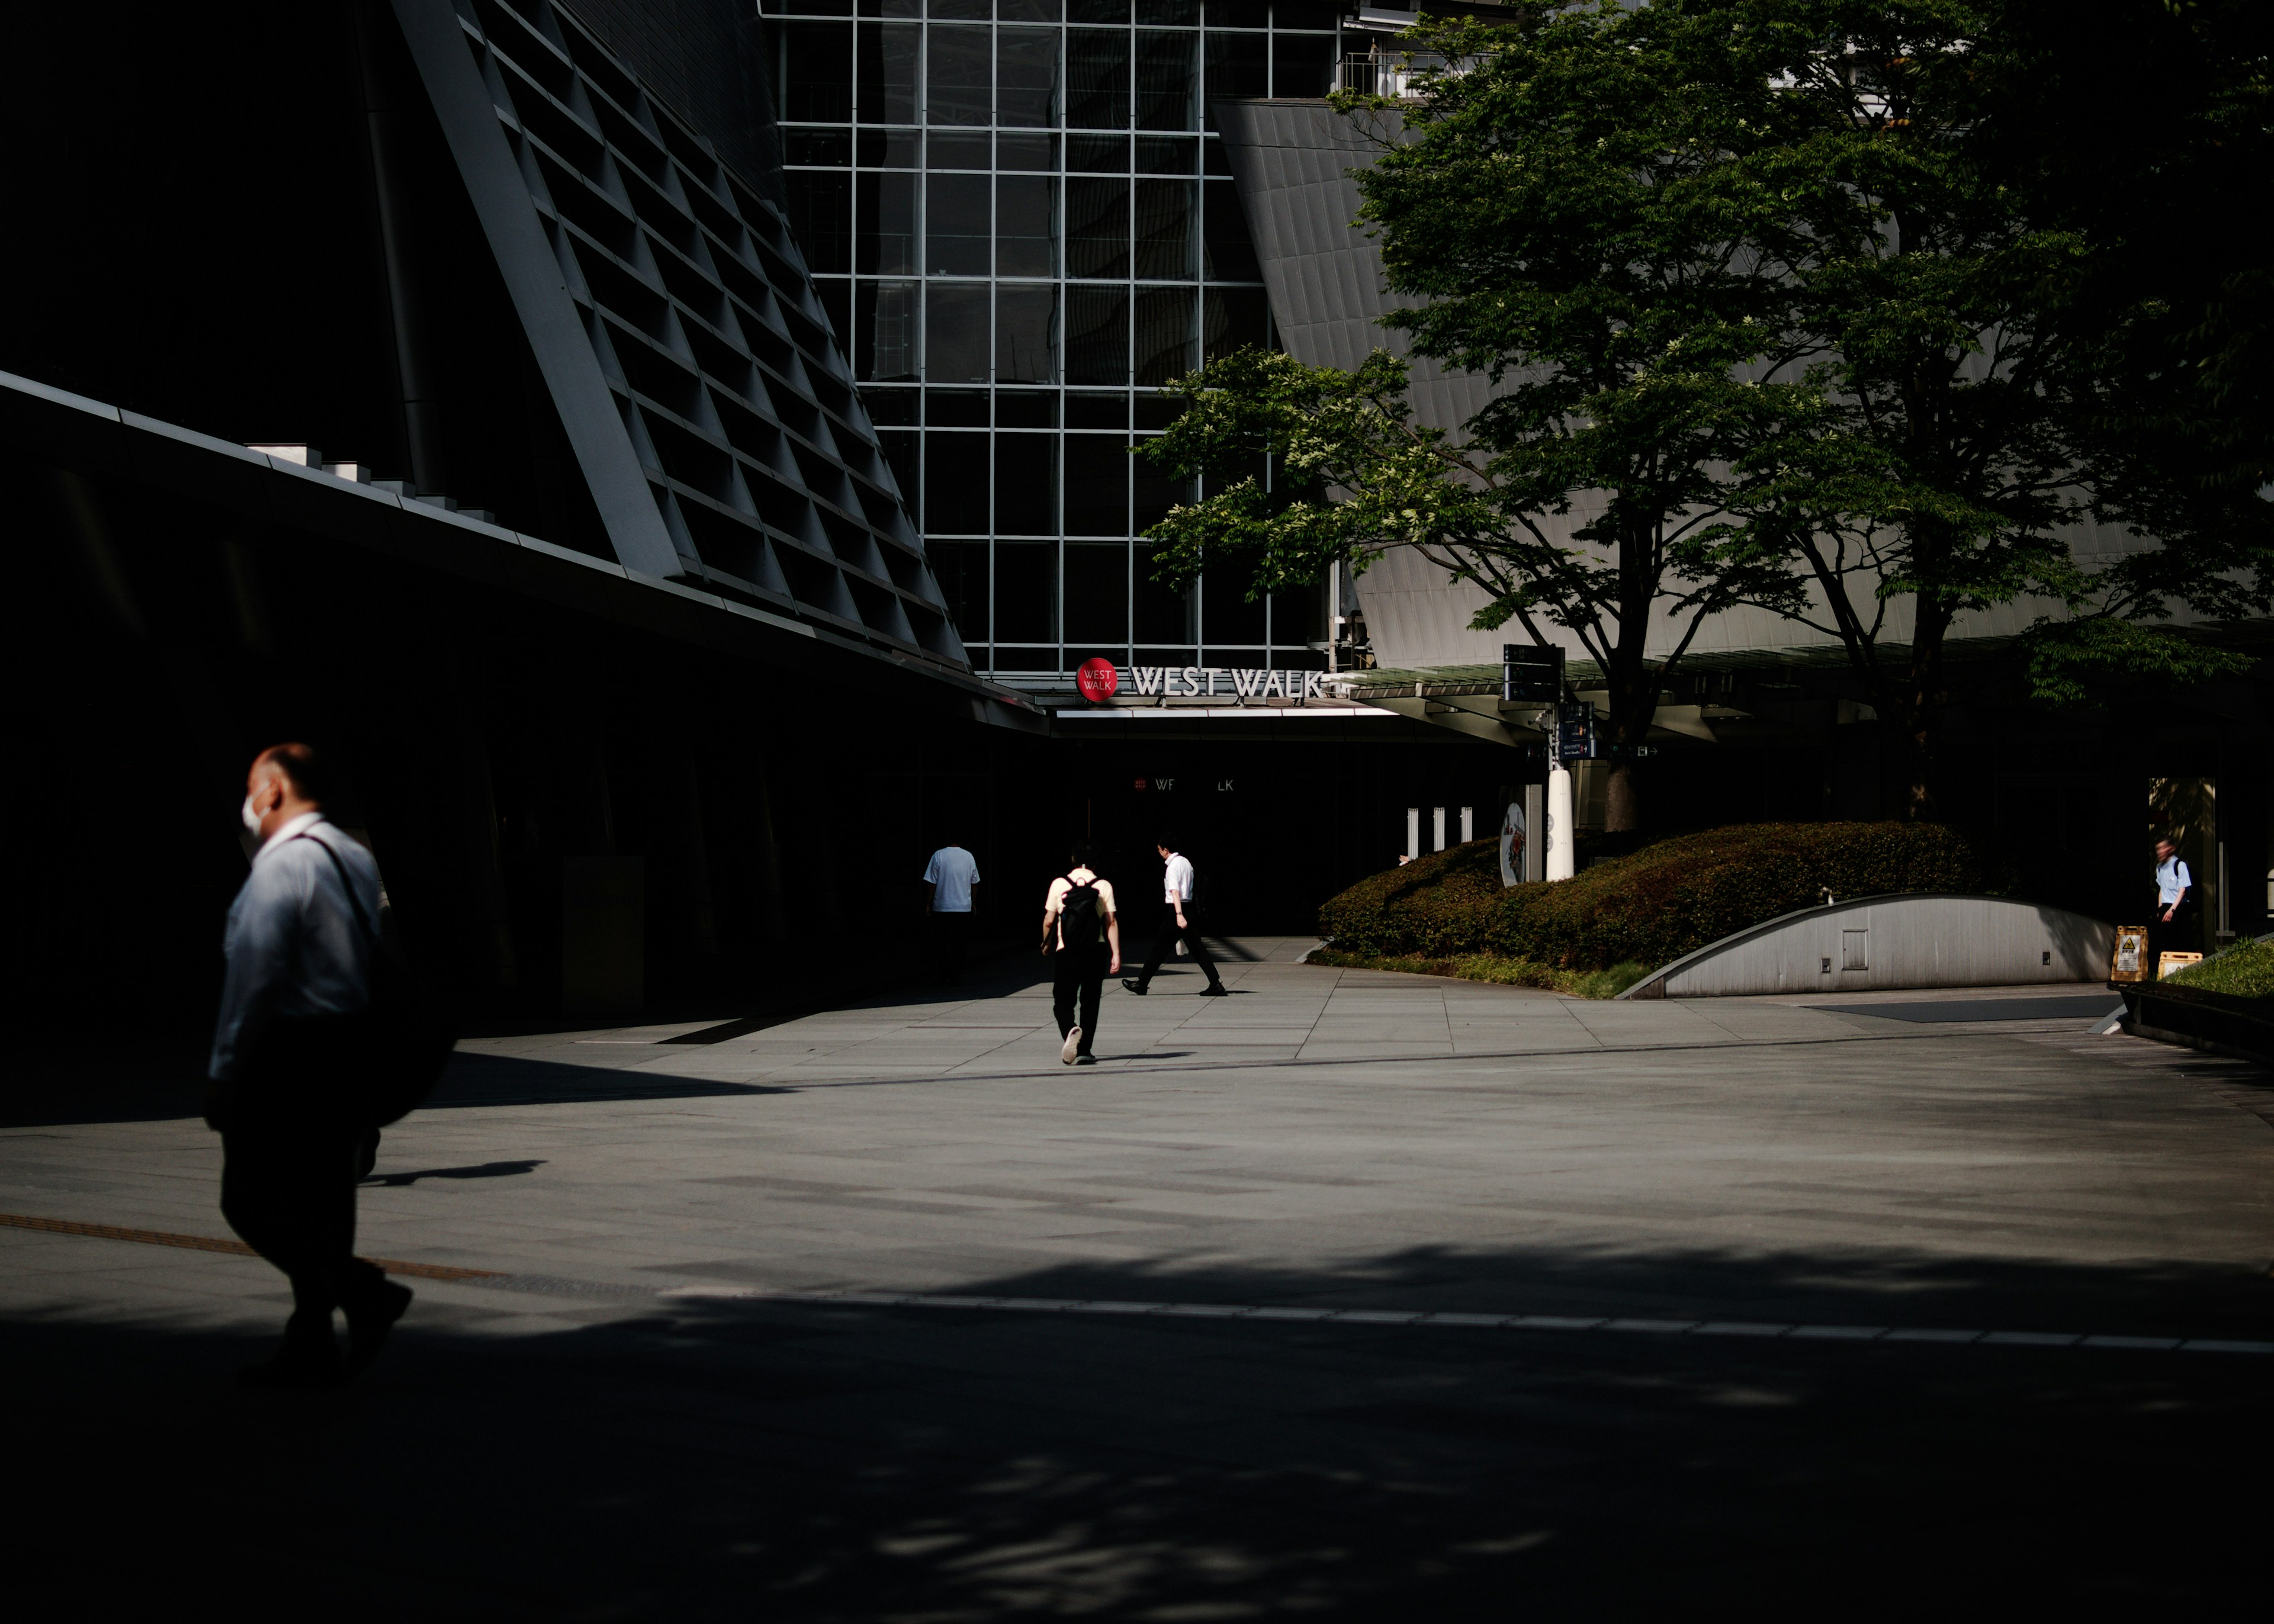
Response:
[6,943,2271,1613]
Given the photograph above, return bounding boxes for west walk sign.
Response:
[1077,659,1333,703]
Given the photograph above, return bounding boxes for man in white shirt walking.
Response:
[923,838,981,985]
[2151,835,2195,963]
[207,743,412,1387]
[1123,834,1227,997]
[1041,842,1121,1064]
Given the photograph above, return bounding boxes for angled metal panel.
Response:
[392,0,684,578]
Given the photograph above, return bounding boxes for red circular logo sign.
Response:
[1076,658,1119,702]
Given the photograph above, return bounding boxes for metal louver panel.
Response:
[392,0,968,668]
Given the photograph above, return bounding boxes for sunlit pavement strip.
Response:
[642,1286,2273,1353]
[11,1210,2272,1356]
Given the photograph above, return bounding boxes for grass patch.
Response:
[2164,936,2274,1002]
[1307,948,1655,999]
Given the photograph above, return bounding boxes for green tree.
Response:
[1142,1,1835,835]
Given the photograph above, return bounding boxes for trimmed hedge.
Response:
[1318,822,2008,973]
[2166,937,2274,1002]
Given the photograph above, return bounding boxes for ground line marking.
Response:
[8,1211,2267,1355]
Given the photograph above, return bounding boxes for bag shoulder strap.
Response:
[294,830,378,944]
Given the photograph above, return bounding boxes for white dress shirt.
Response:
[208,813,383,1081]
[1162,852,1196,906]
[2156,856,2192,907]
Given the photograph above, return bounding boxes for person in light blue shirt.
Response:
[923,841,981,985]
[2151,837,2195,965]
[207,743,412,1388]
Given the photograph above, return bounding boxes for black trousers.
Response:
[1054,944,1107,1053]
[218,1020,387,1339]
[1137,901,1221,989]
[2148,893,2197,969]
[930,909,974,984]
[221,1120,387,1337]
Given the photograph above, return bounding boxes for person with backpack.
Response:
[205,742,417,1387]
[1040,842,1120,1065]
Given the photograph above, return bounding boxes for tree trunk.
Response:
[1892,600,1954,821]
[1601,647,1660,836]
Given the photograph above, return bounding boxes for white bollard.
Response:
[1460,806,1473,844]
[1546,765,1576,880]
[1406,806,1420,862]
[1431,806,1446,852]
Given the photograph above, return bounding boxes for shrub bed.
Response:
[2166,936,2274,1002]
[1306,950,1653,1000]
[1318,822,2006,973]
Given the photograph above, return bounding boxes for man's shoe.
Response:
[1060,1025,1083,1065]
[1074,1054,1097,1066]
[1198,984,1231,996]
[1122,979,1146,995]
[343,1279,414,1377]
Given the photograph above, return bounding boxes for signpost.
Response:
[1501,643,1564,705]
[1556,701,1597,762]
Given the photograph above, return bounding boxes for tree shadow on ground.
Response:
[8,1237,2270,1619]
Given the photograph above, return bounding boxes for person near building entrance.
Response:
[1042,843,1120,1065]
[1123,835,1227,997]
[2151,835,2195,964]
[205,743,413,1388]
[923,839,981,985]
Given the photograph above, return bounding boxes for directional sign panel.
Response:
[1502,642,1565,703]
[1556,701,1597,761]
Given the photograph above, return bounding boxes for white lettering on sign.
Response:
[1108,666,1332,703]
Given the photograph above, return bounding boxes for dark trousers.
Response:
[221,1119,387,1342]
[2148,893,2197,969]
[1138,901,1222,989]
[1053,944,1108,1054]
[930,909,974,984]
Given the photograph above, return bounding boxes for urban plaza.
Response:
[3,0,2270,1614]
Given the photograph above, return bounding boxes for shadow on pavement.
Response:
[361,1159,547,1188]
[9,1238,2269,1615]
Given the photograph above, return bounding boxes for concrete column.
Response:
[1431,806,1446,852]
[1547,765,1576,880]
[1405,806,1419,861]
[1460,806,1473,844]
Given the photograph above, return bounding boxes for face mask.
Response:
[240,795,264,835]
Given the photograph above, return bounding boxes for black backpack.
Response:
[304,834,458,1127]
[1058,872,1105,951]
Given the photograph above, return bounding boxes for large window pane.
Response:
[927,539,988,641]
[876,426,920,501]
[997,27,1060,127]
[997,175,1058,276]
[1063,436,1132,535]
[1138,0,1199,24]
[926,283,991,383]
[1067,29,1132,129]
[1202,285,1268,363]
[1064,542,1130,646]
[995,434,1057,534]
[1271,30,1335,98]
[1133,558,1193,642]
[995,285,1059,381]
[856,172,918,274]
[856,23,920,124]
[995,542,1059,642]
[928,25,993,126]
[1132,437,1195,529]
[856,280,921,381]
[1202,31,1266,123]
[1202,178,1258,281]
[1133,178,1194,279]
[786,172,853,274]
[924,432,990,531]
[1135,31,1197,131]
[1133,285,1197,383]
[1065,285,1129,384]
[1067,178,1130,278]
[1202,572,1266,645]
[926,174,992,275]
[784,23,853,122]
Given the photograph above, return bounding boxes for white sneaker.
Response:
[1060,1026,1083,1065]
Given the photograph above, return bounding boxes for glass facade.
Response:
[772,0,1342,680]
